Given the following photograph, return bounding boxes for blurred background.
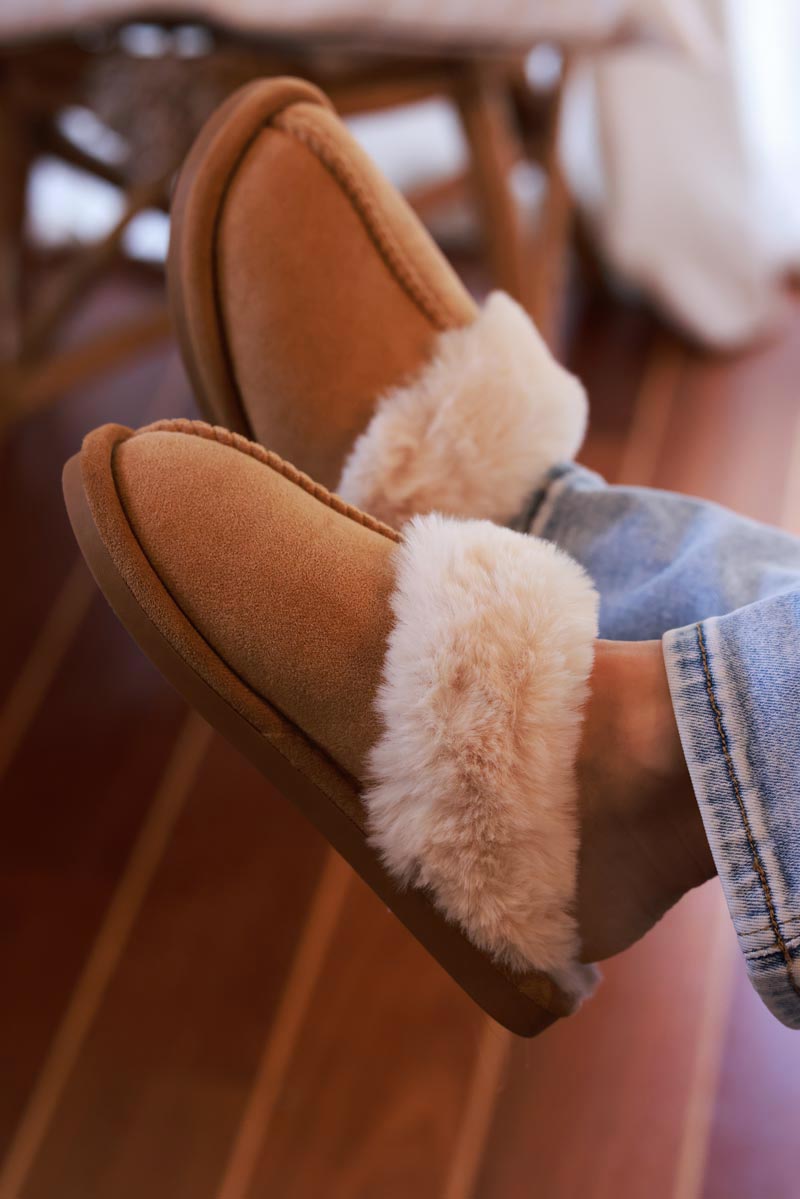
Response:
[2,2,800,1197]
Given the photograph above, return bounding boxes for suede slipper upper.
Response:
[168,77,587,524]
[64,418,599,1036]
[168,76,476,490]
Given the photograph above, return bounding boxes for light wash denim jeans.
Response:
[525,463,800,1029]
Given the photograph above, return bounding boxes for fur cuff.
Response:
[365,515,599,1000]
[337,292,587,528]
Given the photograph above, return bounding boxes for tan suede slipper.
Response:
[64,419,599,1036]
[169,77,587,525]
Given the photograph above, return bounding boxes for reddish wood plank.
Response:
[215,852,353,1199]
[0,594,187,1160]
[652,312,800,518]
[474,294,800,1198]
[696,308,800,1199]
[0,274,193,695]
[474,886,732,1199]
[570,296,657,447]
[239,873,488,1199]
[4,265,800,1199]
[702,959,800,1199]
[20,737,328,1199]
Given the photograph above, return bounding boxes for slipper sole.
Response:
[63,435,569,1036]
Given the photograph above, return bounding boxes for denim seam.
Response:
[746,931,800,962]
[744,911,800,941]
[696,621,800,1001]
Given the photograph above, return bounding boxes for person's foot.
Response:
[64,419,714,1034]
[168,77,586,525]
[577,640,716,962]
[65,418,601,1034]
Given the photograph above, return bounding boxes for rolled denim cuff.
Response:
[664,615,800,1029]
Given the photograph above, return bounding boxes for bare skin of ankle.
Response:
[577,639,717,963]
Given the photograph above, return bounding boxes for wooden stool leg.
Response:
[0,73,32,363]
[528,72,574,353]
[20,180,167,363]
[455,65,531,308]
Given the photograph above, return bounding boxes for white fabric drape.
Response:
[563,0,800,346]
[0,0,715,48]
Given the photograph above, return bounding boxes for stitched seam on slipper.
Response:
[138,419,401,543]
[273,113,456,332]
[108,436,367,802]
[104,442,562,1016]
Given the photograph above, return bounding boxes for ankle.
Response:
[576,639,716,962]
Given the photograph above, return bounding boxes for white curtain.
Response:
[563,0,800,347]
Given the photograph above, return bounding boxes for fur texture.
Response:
[337,292,587,527]
[365,515,599,994]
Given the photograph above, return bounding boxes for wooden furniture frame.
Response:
[0,27,574,432]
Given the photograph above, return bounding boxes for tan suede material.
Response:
[110,423,397,780]
[71,420,578,1023]
[211,93,477,487]
[274,103,475,329]
[167,78,334,438]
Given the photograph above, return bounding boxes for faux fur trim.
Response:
[365,515,599,999]
[337,292,587,528]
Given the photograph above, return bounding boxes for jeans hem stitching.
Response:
[695,621,800,1001]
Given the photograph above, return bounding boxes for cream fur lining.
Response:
[365,515,599,999]
[337,292,587,528]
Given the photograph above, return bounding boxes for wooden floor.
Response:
[2,270,800,1199]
